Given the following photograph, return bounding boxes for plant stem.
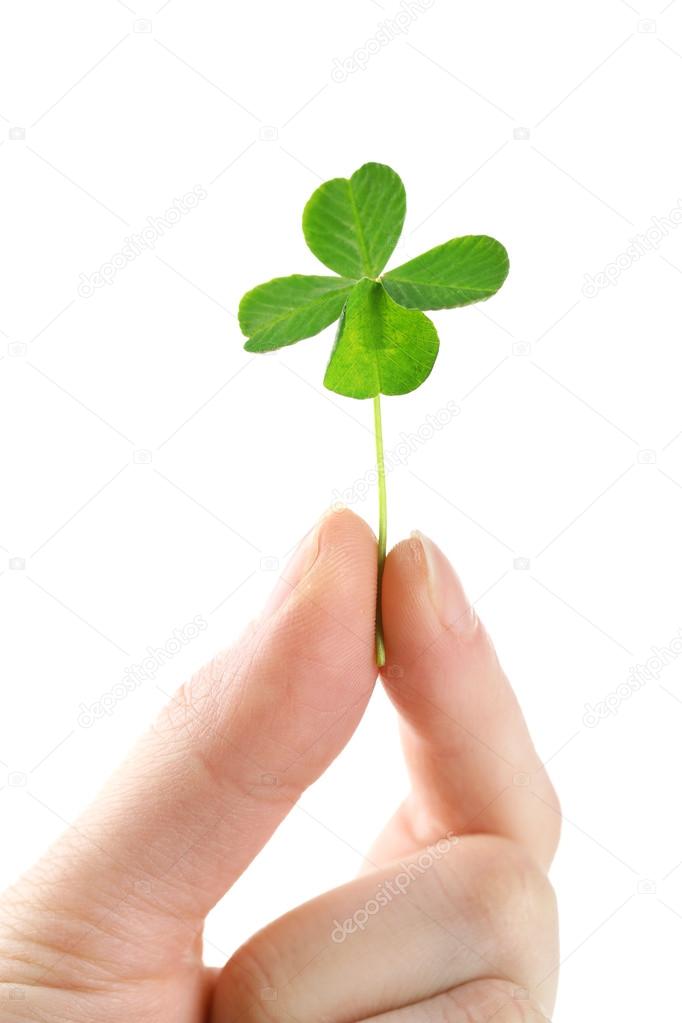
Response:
[373,394,387,668]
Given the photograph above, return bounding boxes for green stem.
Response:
[373,394,387,668]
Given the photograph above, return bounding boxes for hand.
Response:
[0,510,560,1021]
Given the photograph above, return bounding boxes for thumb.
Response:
[4,509,377,974]
[378,532,560,869]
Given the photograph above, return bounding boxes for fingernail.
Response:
[261,514,326,618]
[411,530,478,634]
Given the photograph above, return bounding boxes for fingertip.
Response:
[262,506,376,620]
[384,534,424,592]
[261,506,379,697]
[297,506,377,625]
[379,534,560,868]
[381,531,480,673]
[317,506,378,573]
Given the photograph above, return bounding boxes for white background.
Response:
[2,1,682,1017]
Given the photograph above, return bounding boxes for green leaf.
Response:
[303,162,406,279]
[324,279,439,399]
[382,235,509,310]
[239,274,356,352]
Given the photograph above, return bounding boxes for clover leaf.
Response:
[241,275,356,352]
[302,162,406,279]
[323,278,439,400]
[239,162,509,666]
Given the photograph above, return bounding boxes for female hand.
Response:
[0,509,560,1021]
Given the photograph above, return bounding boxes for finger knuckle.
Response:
[216,937,289,1023]
[447,837,557,989]
[542,778,562,859]
[479,837,556,934]
[435,979,552,1022]
[490,995,551,1022]
[157,654,228,745]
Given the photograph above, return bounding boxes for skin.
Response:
[0,509,561,1021]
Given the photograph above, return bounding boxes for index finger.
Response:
[380,531,560,869]
[5,509,378,974]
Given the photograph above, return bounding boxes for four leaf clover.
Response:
[239,161,509,398]
[239,162,509,666]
